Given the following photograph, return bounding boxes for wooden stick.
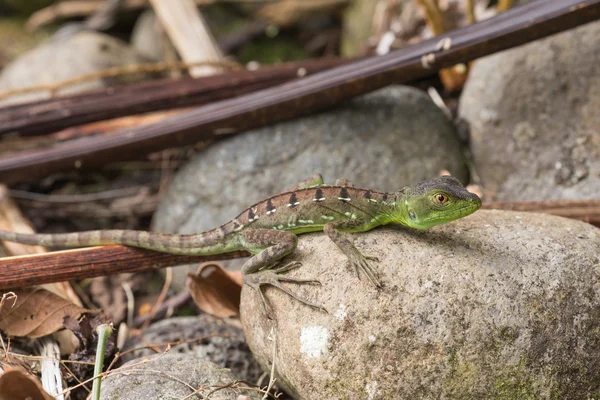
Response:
[149,0,223,77]
[0,246,249,290]
[0,58,347,136]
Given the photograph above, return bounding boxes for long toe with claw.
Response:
[272,260,303,274]
[244,271,327,319]
[349,254,381,288]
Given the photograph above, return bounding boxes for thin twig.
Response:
[7,186,150,203]
[0,60,241,101]
[140,267,172,330]
[465,0,475,23]
[262,327,278,400]
[121,282,135,329]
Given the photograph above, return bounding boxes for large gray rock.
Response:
[153,86,468,289]
[100,353,260,400]
[0,31,150,106]
[240,210,600,399]
[459,21,600,201]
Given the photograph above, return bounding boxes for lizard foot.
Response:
[244,269,326,319]
[348,253,381,288]
[271,260,302,274]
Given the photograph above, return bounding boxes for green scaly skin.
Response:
[0,174,481,318]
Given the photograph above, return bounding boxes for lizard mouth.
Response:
[423,201,481,225]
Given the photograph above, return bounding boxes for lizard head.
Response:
[395,176,481,230]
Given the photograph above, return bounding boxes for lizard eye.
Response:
[434,193,449,205]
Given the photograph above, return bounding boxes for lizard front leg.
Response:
[323,220,381,288]
[239,229,325,318]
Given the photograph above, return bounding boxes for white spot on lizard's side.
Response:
[334,304,347,321]
[287,202,300,207]
[313,197,326,202]
[233,220,245,232]
[366,381,378,400]
[338,197,351,201]
[298,219,314,224]
[321,215,334,221]
[300,326,329,359]
[266,209,277,215]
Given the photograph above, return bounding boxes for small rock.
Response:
[240,210,600,399]
[122,315,262,383]
[459,21,600,200]
[0,31,151,106]
[100,353,260,400]
[131,10,168,61]
[153,85,468,289]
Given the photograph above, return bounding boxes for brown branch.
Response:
[482,199,600,227]
[0,0,598,183]
[0,246,249,290]
[0,58,346,136]
[0,60,241,102]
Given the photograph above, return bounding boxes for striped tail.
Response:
[0,228,240,256]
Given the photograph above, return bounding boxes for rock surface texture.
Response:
[100,353,260,400]
[153,86,468,289]
[240,210,600,399]
[459,21,600,201]
[122,315,263,382]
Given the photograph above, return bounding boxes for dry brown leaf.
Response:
[0,366,53,400]
[187,263,242,318]
[0,185,82,307]
[0,287,96,338]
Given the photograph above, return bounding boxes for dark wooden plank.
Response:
[0,58,349,136]
[0,245,249,290]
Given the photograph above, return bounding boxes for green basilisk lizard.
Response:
[0,175,481,318]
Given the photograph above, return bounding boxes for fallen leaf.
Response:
[0,287,96,338]
[187,263,242,318]
[0,366,53,400]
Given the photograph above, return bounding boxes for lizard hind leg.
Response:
[240,229,326,319]
[286,173,324,191]
[334,178,354,187]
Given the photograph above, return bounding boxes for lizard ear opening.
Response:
[408,210,417,221]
